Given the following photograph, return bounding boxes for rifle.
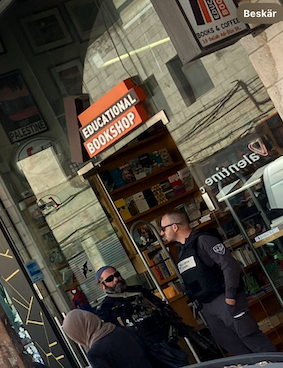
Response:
[107,291,221,358]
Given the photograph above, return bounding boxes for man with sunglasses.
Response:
[95,265,192,367]
[160,210,276,356]
[95,265,177,338]
[96,266,126,294]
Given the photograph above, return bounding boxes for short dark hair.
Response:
[162,210,189,225]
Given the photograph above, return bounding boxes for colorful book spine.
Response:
[167,173,186,196]
[149,259,163,281]
[165,260,176,276]
[160,249,175,276]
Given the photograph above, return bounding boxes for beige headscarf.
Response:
[62,309,115,350]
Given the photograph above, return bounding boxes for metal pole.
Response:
[184,337,201,363]
[130,221,169,301]
[130,220,183,282]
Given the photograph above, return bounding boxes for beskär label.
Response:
[237,3,283,24]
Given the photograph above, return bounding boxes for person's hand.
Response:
[225,298,236,306]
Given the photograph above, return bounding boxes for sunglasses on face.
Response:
[160,223,181,232]
[101,271,121,283]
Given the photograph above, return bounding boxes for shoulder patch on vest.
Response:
[212,243,226,255]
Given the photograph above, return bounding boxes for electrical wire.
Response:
[44,187,89,217]
[93,0,137,82]
[186,106,275,162]
[177,78,271,146]
[171,75,264,137]
[174,76,274,163]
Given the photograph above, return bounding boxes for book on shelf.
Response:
[114,198,132,220]
[167,173,186,196]
[149,259,163,281]
[128,157,147,180]
[151,184,168,205]
[150,219,160,233]
[160,180,175,200]
[223,235,244,248]
[153,252,174,278]
[109,168,126,188]
[132,192,150,213]
[177,167,195,191]
[159,260,171,278]
[139,153,154,176]
[232,248,246,268]
[183,199,202,222]
[158,148,173,166]
[149,151,163,171]
[152,254,171,279]
[143,188,158,208]
[119,162,136,184]
[231,244,256,268]
[160,249,176,276]
[125,196,139,216]
[165,260,176,276]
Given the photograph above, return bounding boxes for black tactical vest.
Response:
[178,231,225,303]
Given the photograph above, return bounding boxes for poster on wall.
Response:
[177,0,247,47]
[0,70,48,143]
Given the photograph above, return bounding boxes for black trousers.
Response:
[201,290,277,355]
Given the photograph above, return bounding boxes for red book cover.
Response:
[149,259,163,281]
[167,173,186,195]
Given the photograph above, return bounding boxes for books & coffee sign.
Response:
[177,0,247,47]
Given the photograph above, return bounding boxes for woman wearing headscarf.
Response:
[62,309,154,368]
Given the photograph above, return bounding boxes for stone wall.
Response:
[83,1,275,167]
[241,21,283,120]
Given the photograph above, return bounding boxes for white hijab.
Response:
[62,309,115,350]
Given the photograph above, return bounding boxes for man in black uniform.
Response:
[160,210,276,355]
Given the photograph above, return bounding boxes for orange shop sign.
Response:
[78,79,148,158]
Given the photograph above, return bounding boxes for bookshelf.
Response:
[125,188,198,227]
[110,160,185,199]
[94,125,213,301]
[143,246,177,285]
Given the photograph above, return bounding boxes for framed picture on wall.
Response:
[51,59,83,96]
[0,70,48,143]
[20,8,72,54]
[64,0,118,41]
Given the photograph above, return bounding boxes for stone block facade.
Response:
[83,1,275,168]
[241,21,283,120]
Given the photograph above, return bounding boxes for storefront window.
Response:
[16,154,137,308]
[1,0,283,358]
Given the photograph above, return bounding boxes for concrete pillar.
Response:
[0,304,33,368]
[240,6,283,119]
